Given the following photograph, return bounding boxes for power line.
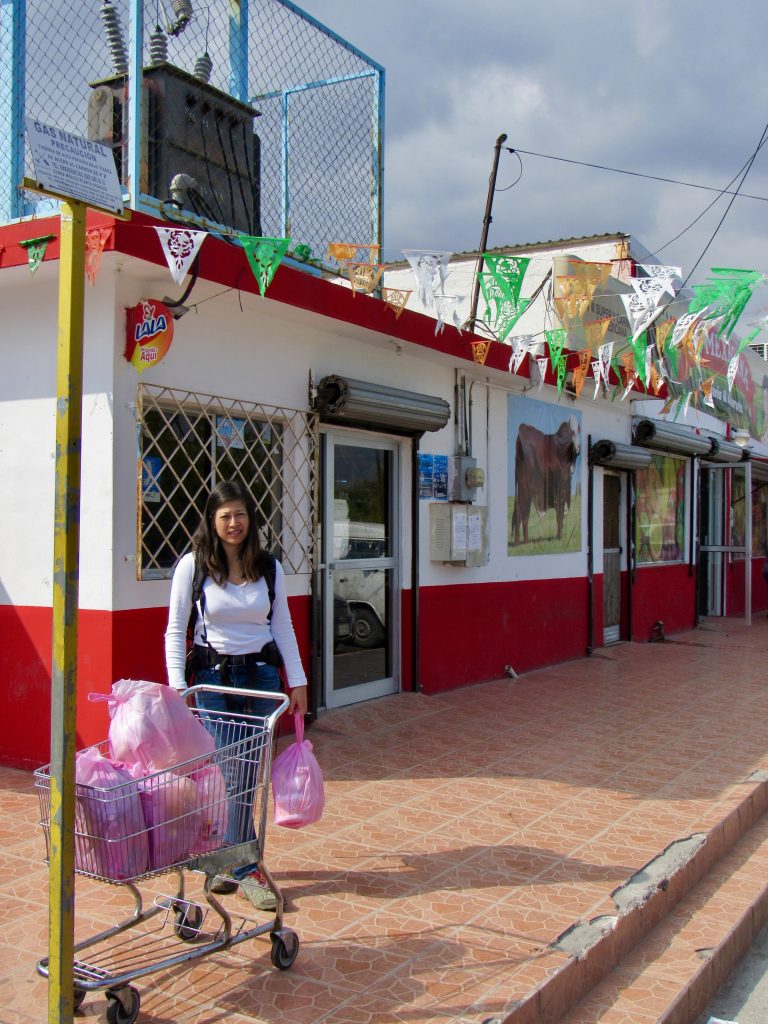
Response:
[507,146,768,203]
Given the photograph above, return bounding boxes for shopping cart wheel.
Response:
[73,987,86,1010]
[105,985,140,1024]
[270,929,299,970]
[173,903,204,942]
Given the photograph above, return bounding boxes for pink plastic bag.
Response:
[128,763,203,870]
[90,679,215,771]
[272,714,325,829]
[74,746,149,881]
[190,763,229,854]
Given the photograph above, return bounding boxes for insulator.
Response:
[167,0,193,36]
[193,52,213,83]
[149,24,168,65]
[99,0,129,76]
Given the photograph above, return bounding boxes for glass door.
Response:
[322,433,399,708]
[603,473,622,644]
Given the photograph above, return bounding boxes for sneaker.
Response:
[238,868,277,912]
[209,876,239,895]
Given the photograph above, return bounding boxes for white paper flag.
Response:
[535,356,548,391]
[727,354,740,392]
[638,264,681,293]
[156,228,207,285]
[598,342,613,385]
[591,360,602,399]
[621,290,663,343]
[631,276,673,307]
[403,250,451,309]
[644,346,652,388]
[434,295,463,334]
[510,335,531,373]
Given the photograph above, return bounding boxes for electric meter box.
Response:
[449,456,485,502]
[429,503,489,566]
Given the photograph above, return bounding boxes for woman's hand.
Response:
[288,685,308,716]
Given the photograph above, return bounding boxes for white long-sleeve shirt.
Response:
[165,552,307,692]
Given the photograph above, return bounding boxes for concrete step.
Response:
[492,773,768,1024]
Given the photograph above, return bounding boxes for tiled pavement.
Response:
[4,616,768,1023]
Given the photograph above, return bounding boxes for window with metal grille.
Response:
[137,384,318,580]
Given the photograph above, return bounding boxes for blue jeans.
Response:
[194,663,282,847]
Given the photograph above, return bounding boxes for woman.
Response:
[165,480,307,910]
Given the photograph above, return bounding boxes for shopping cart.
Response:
[35,686,297,1024]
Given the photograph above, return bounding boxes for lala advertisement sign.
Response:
[124,299,174,373]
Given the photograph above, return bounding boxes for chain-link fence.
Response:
[137,383,319,581]
[1,0,383,258]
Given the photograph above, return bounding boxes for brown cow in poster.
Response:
[511,416,581,545]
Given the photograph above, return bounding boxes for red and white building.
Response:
[2,216,766,769]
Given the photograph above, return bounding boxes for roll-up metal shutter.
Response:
[632,417,715,457]
[590,439,653,470]
[314,375,451,435]
[704,438,750,464]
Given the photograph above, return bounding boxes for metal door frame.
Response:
[699,462,752,624]
[320,428,401,709]
[602,471,624,645]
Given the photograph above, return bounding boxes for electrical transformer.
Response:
[88,62,261,235]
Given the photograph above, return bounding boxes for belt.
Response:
[193,641,282,669]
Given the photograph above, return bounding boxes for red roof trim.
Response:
[0,211,654,395]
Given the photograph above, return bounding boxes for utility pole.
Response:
[468,133,508,332]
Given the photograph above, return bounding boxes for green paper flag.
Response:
[241,235,291,296]
[556,355,567,395]
[19,233,55,275]
[479,273,529,341]
[688,267,763,339]
[483,254,531,309]
[545,328,566,371]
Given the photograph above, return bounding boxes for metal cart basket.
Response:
[35,686,297,1024]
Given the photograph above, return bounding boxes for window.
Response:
[635,454,686,564]
[137,384,318,580]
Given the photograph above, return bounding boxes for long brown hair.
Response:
[192,480,269,585]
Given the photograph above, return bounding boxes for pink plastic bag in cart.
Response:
[272,713,325,829]
[132,766,203,871]
[89,679,215,772]
[74,746,149,880]
[190,763,229,855]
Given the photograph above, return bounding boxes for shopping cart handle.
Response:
[184,685,290,723]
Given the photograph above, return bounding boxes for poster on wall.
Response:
[417,454,449,500]
[635,454,686,563]
[507,396,582,555]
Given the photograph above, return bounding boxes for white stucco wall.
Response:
[0,240,675,617]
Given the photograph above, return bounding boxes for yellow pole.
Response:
[48,198,86,1024]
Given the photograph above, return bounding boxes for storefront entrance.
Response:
[320,431,400,708]
[603,473,622,644]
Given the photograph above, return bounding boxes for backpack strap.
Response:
[187,552,208,644]
[263,552,277,623]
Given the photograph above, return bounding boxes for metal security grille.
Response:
[137,383,318,581]
[2,0,383,260]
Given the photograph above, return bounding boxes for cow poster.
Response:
[507,397,583,555]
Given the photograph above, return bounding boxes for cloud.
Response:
[295,0,768,283]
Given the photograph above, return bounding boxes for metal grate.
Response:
[137,383,318,580]
[2,0,383,260]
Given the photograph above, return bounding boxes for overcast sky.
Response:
[295,1,768,303]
